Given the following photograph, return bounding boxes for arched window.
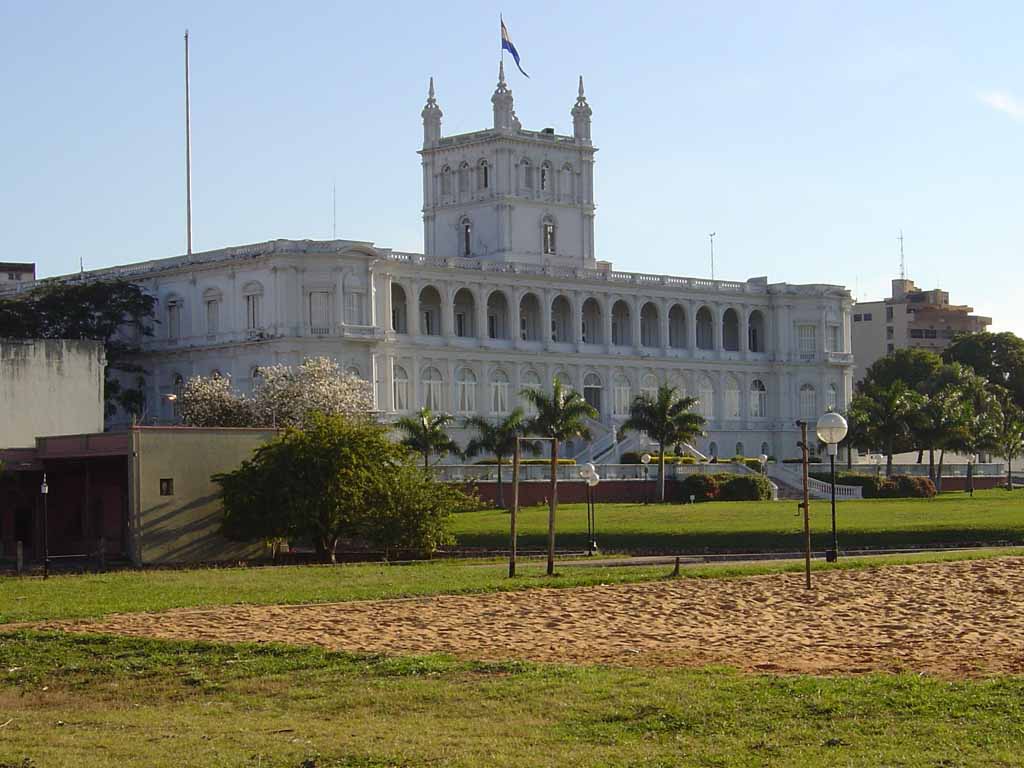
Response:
[440,165,452,196]
[550,295,571,342]
[826,382,838,411]
[583,372,602,414]
[698,375,715,420]
[735,442,745,458]
[761,441,771,457]
[521,159,533,190]
[750,379,768,418]
[419,285,442,336]
[613,374,631,416]
[422,367,444,411]
[724,376,740,419]
[722,308,740,351]
[611,300,631,346]
[540,162,550,193]
[391,283,408,333]
[460,217,472,257]
[477,159,489,190]
[491,369,510,414]
[708,441,719,460]
[243,282,264,332]
[393,365,409,411]
[641,372,658,400]
[640,302,659,347]
[453,288,476,337]
[748,310,766,353]
[520,370,541,416]
[455,367,477,414]
[696,306,714,350]
[581,298,602,344]
[486,291,510,340]
[668,304,686,349]
[202,288,221,335]
[799,384,817,420]
[519,293,541,341]
[542,216,556,255]
[166,296,183,340]
[458,161,470,199]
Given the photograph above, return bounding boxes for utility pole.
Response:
[898,230,905,279]
[185,30,194,259]
[708,232,716,280]
[797,421,812,590]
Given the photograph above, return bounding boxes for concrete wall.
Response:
[0,340,106,448]
[131,427,277,564]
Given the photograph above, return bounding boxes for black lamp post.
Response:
[816,411,848,563]
[640,452,651,505]
[579,462,600,554]
[40,473,49,580]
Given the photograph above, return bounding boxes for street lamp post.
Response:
[579,462,601,554]
[759,453,768,477]
[40,473,49,580]
[967,455,976,497]
[640,452,651,505]
[816,411,849,563]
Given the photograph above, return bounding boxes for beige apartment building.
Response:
[852,278,991,384]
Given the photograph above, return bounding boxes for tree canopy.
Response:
[463,409,538,508]
[215,413,473,562]
[0,279,156,416]
[859,347,943,394]
[395,408,461,469]
[622,385,706,502]
[944,331,1024,409]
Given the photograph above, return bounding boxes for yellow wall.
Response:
[132,428,277,564]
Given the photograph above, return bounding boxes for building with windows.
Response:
[851,278,991,384]
[0,262,35,286]
[9,66,854,460]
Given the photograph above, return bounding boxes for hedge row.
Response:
[680,473,773,502]
[473,458,577,466]
[809,472,936,499]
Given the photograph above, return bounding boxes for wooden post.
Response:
[16,541,23,576]
[97,536,106,572]
[800,421,812,590]
[547,438,558,577]
[509,438,520,578]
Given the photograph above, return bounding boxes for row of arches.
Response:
[391,283,769,352]
[437,158,576,203]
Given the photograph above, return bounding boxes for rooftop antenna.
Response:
[898,229,905,279]
[708,232,716,280]
[184,30,193,260]
[332,181,337,239]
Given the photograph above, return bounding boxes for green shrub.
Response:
[681,474,720,501]
[716,474,773,501]
[809,472,936,499]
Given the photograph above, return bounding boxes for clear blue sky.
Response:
[3,1,1021,334]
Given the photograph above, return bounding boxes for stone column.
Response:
[631,298,642,350]
[444,284,456,339]
[541,289,553,345]
[572,291,583,346]
[408,281,421,337]
[603,295,614,351]
[659,298,670,354]
[475,286,489,341]
[739,306,749,355]
[687,301,697,352]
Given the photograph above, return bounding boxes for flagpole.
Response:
[184,30,193,260]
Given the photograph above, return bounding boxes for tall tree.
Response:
[395,408,460,470]
[945,331,1024,410]
[622,385,706,502]
[462,409,538,509]
[847,382,925,475]
[989,387,1023,490]
[0,279,157,416]
[521,378,598,575]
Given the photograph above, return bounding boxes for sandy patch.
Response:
[41,558,1024,677]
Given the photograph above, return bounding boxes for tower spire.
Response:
[421,76,442,146]
[572,74,592,143]
[492,61,516,130]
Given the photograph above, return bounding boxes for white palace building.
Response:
[19,66,855,461]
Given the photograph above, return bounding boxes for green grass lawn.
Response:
[451,487,1024,553]
[2,631,1023,767]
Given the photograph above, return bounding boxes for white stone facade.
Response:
[13,69,855,460]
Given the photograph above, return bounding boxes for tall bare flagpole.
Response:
[185,30,193,259]
[708,232,716,280]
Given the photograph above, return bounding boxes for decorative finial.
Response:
[429,76,435,100]
[578,75,585,98]
[498,60,506,87]
[572,75,592,142]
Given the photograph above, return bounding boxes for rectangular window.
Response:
[423,310,434,336]
[828,325,841,353]
[456,381,475,413]
[424,380,444,411]
[613,385,631,416]
[393,378,408,411]
[167,302,182,340]
[309,291,331,333]
[345,293,363,325]
[488,314,497,339]
[206,300,219,334]
[581,320,589,344]
[543,223,556,255]
[797,325,816,357]
[925,329,937,339]
[159,478,174,496]
[887,343,895,354]
[853,314,862,322]
[886,306,894,322]
[886,326,894,340]
[863,312,872,321]
[456,312,467,337]
[524,165,534,189]
[245,294,262,330]
[491,382,509,414]
[725,388,741,419]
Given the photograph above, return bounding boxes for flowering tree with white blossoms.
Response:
[180,357,375,428]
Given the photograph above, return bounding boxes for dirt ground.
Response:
[45,558,1024,677]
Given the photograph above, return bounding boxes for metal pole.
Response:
[41,475,50,580]
[547,438,558,577]
[799,422,811,589]
[184,30,193,258]
[830,452,838,561]
[586,485,593,555]
[509,438,520,577]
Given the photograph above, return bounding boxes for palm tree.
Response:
[849,382,925,476]
[463,408,538,508]
[395,408,460,470]
[991,387,1024,490]
[621,385,705,502]
[521,378,598,575]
